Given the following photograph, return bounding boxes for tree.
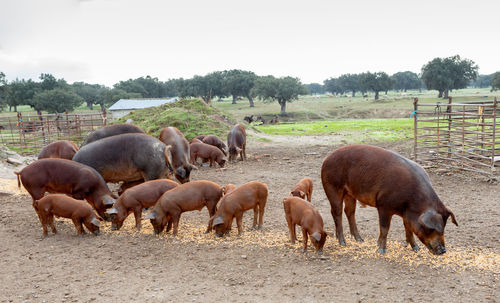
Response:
[222,70,257,106]
[323,77,343,95]
[358,72,393,100]
[337,74,360,97]
[421,55,478,98]
[391,71,421,92]
[72,82,108,110]
[31,89,83,114]
[252,76,307,116]
[491,72,500,91]
[5,79,39,112]
[305,83,325,95]
[471,74,494,88]
[114,76,164,98]
[0,72,7,110]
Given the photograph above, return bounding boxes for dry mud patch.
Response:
[0,139,498,302]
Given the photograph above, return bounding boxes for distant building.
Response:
[108,98,178,119]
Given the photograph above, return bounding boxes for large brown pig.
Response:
[290,177,313,202]
[15,159,116,220]
[227,124,246,162]
[321,144,458,255]
[283,196,327,253]
[210,181,268,236]
[38,140,79,160]
[144,180,223,236]
[106,179,179,231]
[190,142,226,168]
[202,135,228,156]
[81,124,145,146]
[73,133,173,192]
[33,194,101,236]
[159,127,196,183]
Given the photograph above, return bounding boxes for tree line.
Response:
[0,55,499,116]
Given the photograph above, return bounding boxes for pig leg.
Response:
[344,194,363,242]
[38,214,49,236]
[172,214,181,237]
[286,217,296,244]
[133,207,142,231]
[236,213,244,235]
[301,228,309,252]
[72,217,85,236]
[252,205,258,229]
[48,214,57,234]
[257,200,266,229]
[403,218,419,251]
[325,186,346,246]
[377,210,393,254]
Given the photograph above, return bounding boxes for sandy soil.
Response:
[0,138,498,303]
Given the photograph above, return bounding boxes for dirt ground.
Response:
[0,137,498,303]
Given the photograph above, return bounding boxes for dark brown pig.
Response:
[283,196,327,253]
[33,194,101,236]
[190,142,226,168]
[321,144,458,255]
[38,140,79,160]
[144,180,223,236]
[210,181,268,236]
[202,135,228,156]
[227,124,246,162]
[190,138,203,144]
[15,159,116,220]
[73,133,173,192]
[159,127,196,183]
[81,124,145,146]
[290,177,313,202]
[106,179,179,231]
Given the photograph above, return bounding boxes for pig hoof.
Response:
[354,235,364,242]
[338,240,346,247]
[257,225,262,230]
[317,250,323,255]
[300,249,307,253]
[378,248,387,254]
[411,245,420,252]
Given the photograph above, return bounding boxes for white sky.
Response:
[0,0,498,86]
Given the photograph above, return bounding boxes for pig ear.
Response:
[299,191,306,198]
[311,232,321,242]
[91,217,100,227]
[176,167,186,178]
[103,196,115,206]
[213,216,224,226]
[446,206,458,226]
[106,208,118,215]
[143,211,157,220]
[419,209,444,234]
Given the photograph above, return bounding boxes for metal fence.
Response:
[413,97,499,176]
[0,111,108,155]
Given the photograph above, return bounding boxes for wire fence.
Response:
[413,97,499,177]
[0,111,108,155]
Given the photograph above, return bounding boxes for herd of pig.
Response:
[14,123,458,256]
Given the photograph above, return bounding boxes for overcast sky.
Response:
[0,0,498,86]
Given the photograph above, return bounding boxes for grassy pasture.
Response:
[214,88,497,122]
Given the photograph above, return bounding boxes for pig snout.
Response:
[428,243,447,255]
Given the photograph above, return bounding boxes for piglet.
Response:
[283,196,327,254]
[290,177,313,202]
[33,194,101,236]
[210,181,268,236]
[106,179,179,231]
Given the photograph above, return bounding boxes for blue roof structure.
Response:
[109,98,178,110]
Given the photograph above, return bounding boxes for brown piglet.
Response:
[210,181,268,236]
[106,179,179,231]
[290,177,313,202]
[33,194,101,236]
[144,180,223,236]
[283,196,327,253]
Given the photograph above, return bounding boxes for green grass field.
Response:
[255,118,414,143]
